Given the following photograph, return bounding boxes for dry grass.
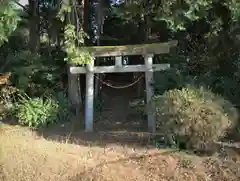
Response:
[0,124,240,181]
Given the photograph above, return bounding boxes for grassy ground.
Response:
[1,123,240,181]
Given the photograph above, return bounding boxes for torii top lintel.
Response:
[84,40,178,57]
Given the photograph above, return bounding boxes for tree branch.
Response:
[13,0,29,13]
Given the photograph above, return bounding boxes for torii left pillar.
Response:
[85,60,95,132]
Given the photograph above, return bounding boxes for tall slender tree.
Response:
[28,0,40,52]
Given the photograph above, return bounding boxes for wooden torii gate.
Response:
[70,40,178,132]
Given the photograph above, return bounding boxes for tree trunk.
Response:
[94,0,103,98]
[79,0,91,105]
[28,0,40,53]
[64,0,82,115]
[83,0,90,44]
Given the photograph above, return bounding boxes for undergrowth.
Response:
[9,92,72,128]
[153,86,239,151]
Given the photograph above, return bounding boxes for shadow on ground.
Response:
[0,120,153,150]
[34,118,157,149]
[32,83,154,149]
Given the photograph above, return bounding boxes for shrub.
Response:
[3,50,63,97]
[53,92,72,122]
[0,85,16,120]
[154,69,185,95]
[12,92,71,128]
[153,86,238,151]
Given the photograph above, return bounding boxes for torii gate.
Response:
[70,40,178,132]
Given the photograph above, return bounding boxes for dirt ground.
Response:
[1,76,240,181]
[1,124,240,181]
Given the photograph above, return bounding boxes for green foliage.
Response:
[56,2,94,65]
[63,24,93,65]
[154,69,190,95]
[154,86,238,150]
[156,0,212,31]
[0,0,20,46]
[227,1,240,22]
[12,94,58,128]
[5,50,63,96]
[53,92,72,122]
[57,2,72,22]
[117,0,240,32]
[12,92,71,128]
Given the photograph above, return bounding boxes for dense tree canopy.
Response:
[1,0,240,109]
[0,0,20,46]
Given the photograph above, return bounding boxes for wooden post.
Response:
[144,54,156,132]
[85,60,95,132]
[68,64,81,113]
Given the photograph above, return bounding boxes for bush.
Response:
[53,92,72,122]
[12,92,71,128]
[2,50,63,97]
[154,69,185,95]
[154,86,238,151]
[0,85,16,120]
